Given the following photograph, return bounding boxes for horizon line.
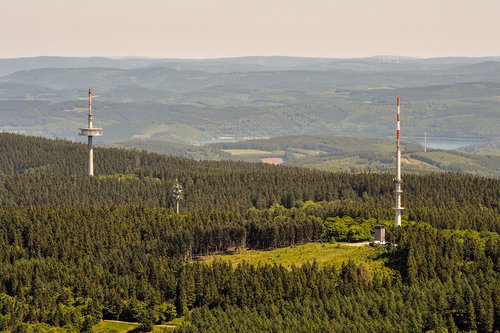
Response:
[1,54,500,61]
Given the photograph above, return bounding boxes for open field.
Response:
[93,321,138,333]
[222,149,285,157]
[298,154,440,174]
[198,242,394,276]
[93,320,174,333]
[113,134,500,178]
[222,149,272,156]
[293,149,500,177]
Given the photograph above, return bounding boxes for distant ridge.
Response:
[0,55,498,153]
[2,55,500,76]
[449,61,500,73]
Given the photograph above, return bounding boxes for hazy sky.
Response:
[2,0,500,58]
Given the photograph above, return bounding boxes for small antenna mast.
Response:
[424,132,427,153]
[173,179,183,214]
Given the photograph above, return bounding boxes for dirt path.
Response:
[343,241,371,247]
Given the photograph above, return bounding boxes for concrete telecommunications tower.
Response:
[79,88,103,176]
[394,96,404,227]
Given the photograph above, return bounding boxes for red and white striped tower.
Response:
[394,96,404,226]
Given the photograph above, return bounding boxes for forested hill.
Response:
[0,132,498,231]
[1,132,499,332]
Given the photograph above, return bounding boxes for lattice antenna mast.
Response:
[393,96,404,227]
[424,132,427,153]
[79,88,103,176]
[173,179,183,214]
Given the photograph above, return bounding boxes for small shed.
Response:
[374,225,386,244]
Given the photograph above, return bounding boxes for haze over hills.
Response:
[0,56,401,77]
[0,56,499,156]
[2,56,500,75]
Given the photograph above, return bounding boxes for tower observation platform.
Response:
[79,88,103,176]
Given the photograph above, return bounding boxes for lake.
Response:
[410,137,486,150]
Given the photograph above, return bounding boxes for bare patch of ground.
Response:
[260,157,284,165]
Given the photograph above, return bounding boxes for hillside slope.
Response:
[0,133,498,332]
[1,56,499,146]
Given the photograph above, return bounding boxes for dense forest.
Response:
[0,133,499,332]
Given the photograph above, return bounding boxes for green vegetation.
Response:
[98,173,139,181]
[130,123,212,145]
[305,149,495,176]
[222,149,279,156]
[0,134,498,332]
[93,320,174,333]
[200,242,392,274]
[410,150,500,177]
[111,140,230,161]
[222,149,270,155]
[460,137,500,156]
[165,317,184,327]
[92,321,138,333]
[212,135,500,177]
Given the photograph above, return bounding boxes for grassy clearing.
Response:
[300,156,362,172]
[299,155,396,173]
[93,320,174,333]
[93,321,138,333]
[199,242,393,276]
[289,148,321,156]
[222,149,273,156]
[166,317,184,326]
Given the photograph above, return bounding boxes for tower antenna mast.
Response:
[79,88,103,176]
[173,179,183,214]
[394,96,404,227]
[424,132,427,153]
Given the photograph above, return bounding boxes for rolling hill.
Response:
[0,56,498,151]
[114,134,500,178]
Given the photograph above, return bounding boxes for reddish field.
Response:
[260,157,284,165]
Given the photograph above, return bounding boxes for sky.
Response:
[2,0,500,59]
